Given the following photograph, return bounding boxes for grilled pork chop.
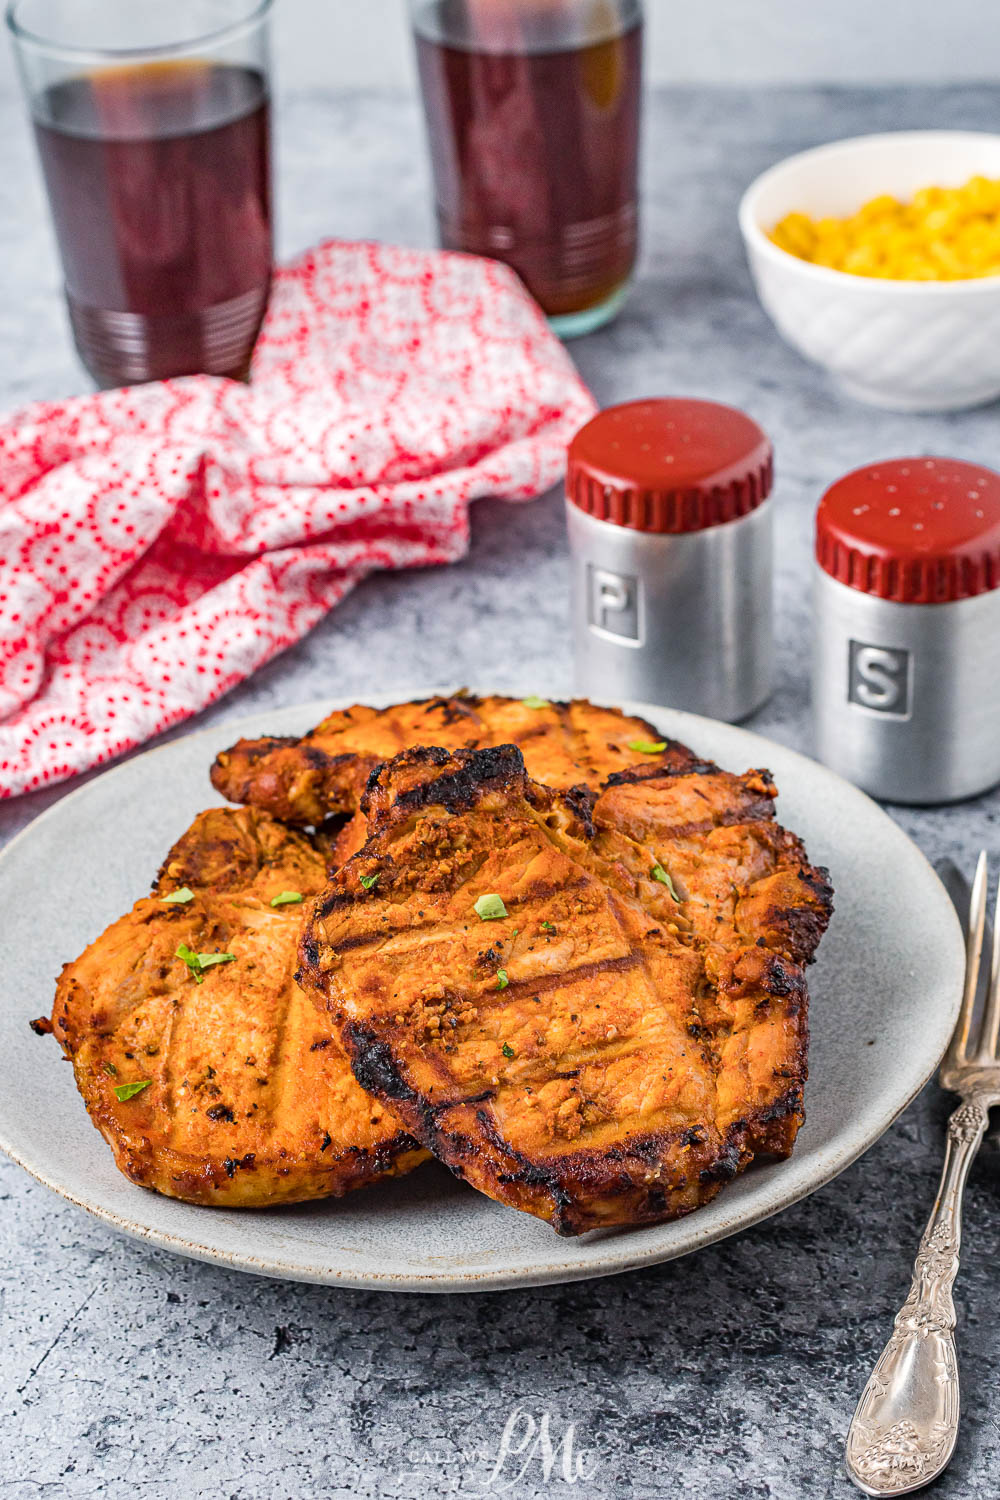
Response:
[210,694,676,826]
[48,806,426,1206]
[299,744,832,1235]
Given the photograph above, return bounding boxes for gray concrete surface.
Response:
[2,84,999,1499]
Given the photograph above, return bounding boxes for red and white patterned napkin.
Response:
[0,240,595,799]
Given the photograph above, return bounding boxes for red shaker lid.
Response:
[816,457,1000,603]
[566,397,773,534]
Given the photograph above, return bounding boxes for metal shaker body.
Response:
[567,499,774,722]
[813,568,1000,804]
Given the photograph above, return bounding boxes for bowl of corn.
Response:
[738,130,1000,410]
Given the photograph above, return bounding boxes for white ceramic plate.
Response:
[0,694,964,1293]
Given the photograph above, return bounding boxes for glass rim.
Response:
[5,0,273,60]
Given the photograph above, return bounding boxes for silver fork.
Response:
[845,850,1000,1497]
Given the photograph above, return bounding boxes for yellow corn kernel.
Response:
[768,173,1000,280]
[857,193,900,221]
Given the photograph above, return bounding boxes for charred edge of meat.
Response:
[420,694,488,726]
[800,864,835,909]
[345,1023,419,1106]
[526,779,597,838]
[310,694,483,742]
[222,735,300,766]
[341,1012,807,1230]
[332,1132,427,1174]
[342,1022,477,1165]
[698,1140,744,1185]
[367,744,528,819]
[299,931,322,972]
[762,889,834,967]
[362,744,454,805]
[209,736,297,790]
[474,1108,576,1231]
[759,953,809,1009]
[602,747,718,788]
[210,736,359,798]
[467,1105,796,1235]
[412,691,574,723]
[756,1083,805,1127]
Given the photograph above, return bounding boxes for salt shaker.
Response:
[565,397,774,721]
[813,456,1000,803]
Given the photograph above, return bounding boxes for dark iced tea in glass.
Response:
[31,61,272,386]
[413,1,642,335]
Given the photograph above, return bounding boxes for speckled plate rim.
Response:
[0,691,965,1292]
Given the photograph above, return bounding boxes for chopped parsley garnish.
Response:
[270,890,304,907]
[474,893,508,921]
[160,887,194,904]
[496,968,509,990]
[541,920,556,933]
[176,943,236,984]
[176,943,203,981]
[521,695,551,710]
[359,873,379,891]
[113,1080,151,1102]
[501,1042,516,1059]
[651,863,680,901]
[628,739,667,754]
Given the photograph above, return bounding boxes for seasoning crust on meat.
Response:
[48,806,426,1206]
[210,693,677,825]
[299,744,832,1236]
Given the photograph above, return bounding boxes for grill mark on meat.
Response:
[301,734,829,1234]
[50,805,430,1207]
[379,743,525,817]
[324,930,381,953]
[644,812,771,841]
[484,952,642,1001]
[345,1022,491,1156]
[515,873,593,906]
[331,942,648,1027]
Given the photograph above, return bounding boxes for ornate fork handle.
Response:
[845,1093,992,1496]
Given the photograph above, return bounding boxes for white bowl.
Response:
[739,130,1000,411]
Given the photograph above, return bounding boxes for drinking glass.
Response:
[410,0,643,337]
[7,0,274,387]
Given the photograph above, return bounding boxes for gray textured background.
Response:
[4,0,1000,93]
[2,83,1000,1499]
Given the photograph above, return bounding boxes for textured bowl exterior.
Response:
[739,131,1000,411]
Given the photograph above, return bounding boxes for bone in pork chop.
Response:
[210,693,685,826]
[47,806,426,1206]
[299,744,832,1235]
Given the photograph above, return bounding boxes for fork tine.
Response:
[980,871,1000,1060]
[948,850,989,1066]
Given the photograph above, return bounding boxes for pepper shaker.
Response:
[813,456,1000,803]
[566,397,774,721]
